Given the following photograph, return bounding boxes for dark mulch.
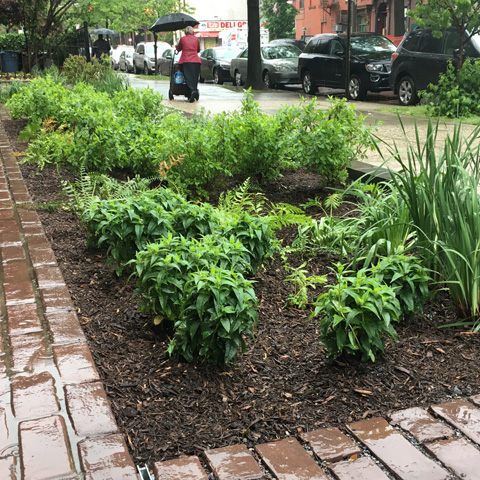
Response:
[4,117,480,466]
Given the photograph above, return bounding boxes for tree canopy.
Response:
[261,0,298,40]
[408,0,480,68]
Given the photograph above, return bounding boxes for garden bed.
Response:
[5,117,480,465]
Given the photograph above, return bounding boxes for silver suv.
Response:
[133,42,171,75]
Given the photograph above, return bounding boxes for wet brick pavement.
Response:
[1,105,480,479]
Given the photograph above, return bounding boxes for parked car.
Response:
[298,33,397,100]
[270,38,307,51]
[230,44,302,89]
[111,47,123,70]
[117,47,135,73]
[133,41,171,75]
[156,47,181,77]
[199,47,242,84]
[390,27,480,106]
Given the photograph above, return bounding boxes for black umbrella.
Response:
[90,28,117,35]
[149,12,199,33]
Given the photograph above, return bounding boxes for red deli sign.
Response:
[206,21,247,29]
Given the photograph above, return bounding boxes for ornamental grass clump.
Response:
[387,119,480,329]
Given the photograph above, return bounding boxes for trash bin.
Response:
[0,51,19,73]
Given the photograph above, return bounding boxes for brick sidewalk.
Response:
[2,105,480,480]
[0,106,138,479]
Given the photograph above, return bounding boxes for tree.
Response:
[245,0,263,89]
[0,0,23,31]
[261,0,298,40]
[408,0,480,69]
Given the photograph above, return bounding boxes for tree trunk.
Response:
[245,0,264,89]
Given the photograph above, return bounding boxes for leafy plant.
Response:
[311,263,401,361]
[133,234,251,320]
[421,59,480,118]
[168,266,258,366]
[371,254,431,317]
[387,119,480,328]
[285,262,326,309]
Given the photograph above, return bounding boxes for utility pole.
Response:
[344,0,352,100]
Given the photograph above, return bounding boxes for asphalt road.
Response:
[126,75,478,173]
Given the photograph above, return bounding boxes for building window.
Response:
[299,0,304,8]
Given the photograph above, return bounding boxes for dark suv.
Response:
[390,28,480,106]
[298,33,396,100]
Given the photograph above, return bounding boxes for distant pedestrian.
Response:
[176,26,201,102]
[93,34,110,59]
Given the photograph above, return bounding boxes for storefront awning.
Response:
[195,32,219,37]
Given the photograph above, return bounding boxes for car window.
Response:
[350,35,396,54]
[216,48,240,59]
[240,49,248,58]
[137,45,144,54]
[329,39,343,55]
[261,45,301,59]
[307,37,330,54]
[417,32,442,54]
[145,45,155,54]
[126,51,133,58]
[443,30,460,56]
[402,30,421,51]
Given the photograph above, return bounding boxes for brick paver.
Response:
[300,427,361,462]
[347,417,450,480]
[425,438,480,480]
[154,456,209,480]
[255,437,329,480]
[389,406,455,443]
[204,444,263,480]
[329,456,390,480]
[430,400,480,445]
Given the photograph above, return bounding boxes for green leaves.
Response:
[311,263,401,362]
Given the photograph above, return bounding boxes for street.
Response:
[127,76,478,173]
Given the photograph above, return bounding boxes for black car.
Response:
[270,38,307,51]
[199,47,242,84]
[390,28,480,106]
[298,33,397,100]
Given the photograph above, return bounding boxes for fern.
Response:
[217,178,311,231]
[63,166,163,218]
[301,192,344,216]
[285,262,327,309]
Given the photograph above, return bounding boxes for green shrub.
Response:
[133,234,251,319]
[6,76,67,122]
[278,97,376,183]
[0,80,28,104]
[422,59,480,118]
[113,87,166,122]
[218,213,278,273]
[311,263,401,361]
[84,189,186,273]
[371,254,431,317]
[168,266,257,365]
[0,33,25,52]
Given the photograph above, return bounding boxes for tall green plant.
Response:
[387,118,480,328]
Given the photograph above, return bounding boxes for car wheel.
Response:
[168,89,174,100]
[263,71,272,89]
[398,75,418,106]
[348,75,366,101]
[213,68,223,85]
[144,63,149,75]
[302,70,316,94]
[199,75,205,83]
[235,70,244,87]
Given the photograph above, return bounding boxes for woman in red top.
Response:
[176,26,201,102]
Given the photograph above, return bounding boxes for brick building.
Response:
[291,0,419,45]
